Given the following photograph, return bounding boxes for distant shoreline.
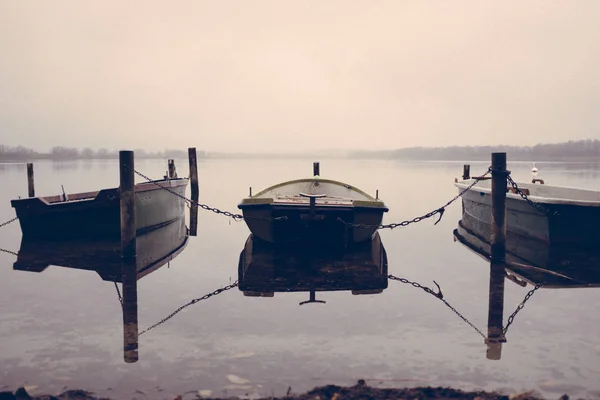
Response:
[2,139,600,163]
[1,155,599,163]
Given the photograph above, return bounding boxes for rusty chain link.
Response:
[503,283,542,335]
[132,169,287,222]
[339,168,492,230]
[0,247,18,257]
[388,274,443,299]
[114,282,123,307]
[139,281,238,336]
[507,176,557,216]
[389,273,542,339]
[0,216,18,229]
[439,296,487,340]
[389,274,487,339]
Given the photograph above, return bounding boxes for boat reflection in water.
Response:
[238,232,388,304]
[13,217,189,363]
[453,212,600,359]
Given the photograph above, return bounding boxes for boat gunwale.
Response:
[455,179,600,207]
[238,202,388,211]
[11,177,189,206]
[248,178,378,201]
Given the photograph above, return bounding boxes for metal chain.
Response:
[340,168,492,230]
[0,247,18,257]
[132,169,287,222]
[502,283,542,335]
[439,297,487,340]
[139,281,238,336]
[388,274,443,299]
[389,274,487,339]
[114,282,123,307]
[0,216,18,229]
[507,176,556,215]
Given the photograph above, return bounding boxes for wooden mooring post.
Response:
[27,163,35,197]
[313,161,320,176]
[167,159,177,179]
[462,164,470,180]
[120,150,136,262]
[487,152,508,359]
[122,260,139,363]
[188,148,199,237]
[119,150,138,362]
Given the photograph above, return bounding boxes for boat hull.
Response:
[459,184,600,245]
[239,204,385,245]
[453,213,600,288]
[238,232,388,296]
[11,178,188,240]
[238,177,388,245]
[13,216,189,282]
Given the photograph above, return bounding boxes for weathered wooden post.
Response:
[462,164,471,180]
[167,159,176,179]
[188,148,199,237]
[487,152,508,359]
[27,163,35,197]
[486,261,506,360]
[122,262,139,363]
[313,161,320,176]
[120,150,136,262]
[119,150,138,362]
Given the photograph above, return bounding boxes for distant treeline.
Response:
[2,140,600,161]
[0,145,206,161]
[349,140,600,161]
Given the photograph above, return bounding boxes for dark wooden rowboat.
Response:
[11,177,188,239]
[238,232,388,301]
[13,216,189,282]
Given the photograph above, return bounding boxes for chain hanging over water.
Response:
[0,247,18,257]
[388,274,487,340]
[138,281,239,336]
[389,274,543,339]
[133,169,287,222]
[388,274,443,298]
[114,282,123,307]
[0,216,18,230]
[339,168,492,230]
[502,283,542,335]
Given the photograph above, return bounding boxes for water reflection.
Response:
[12,217,189,363]
[238,233,388,303]
[453,213,600,359]
[454,213,600,288]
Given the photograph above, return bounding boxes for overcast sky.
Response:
[1,1,599,152]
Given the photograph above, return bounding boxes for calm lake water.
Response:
[1,159,600,399]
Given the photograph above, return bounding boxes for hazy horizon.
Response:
[2,1,599,153]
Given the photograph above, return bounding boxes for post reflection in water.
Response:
[237,232,388,304]
[454,212,600,360]
[12,216,189,363]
